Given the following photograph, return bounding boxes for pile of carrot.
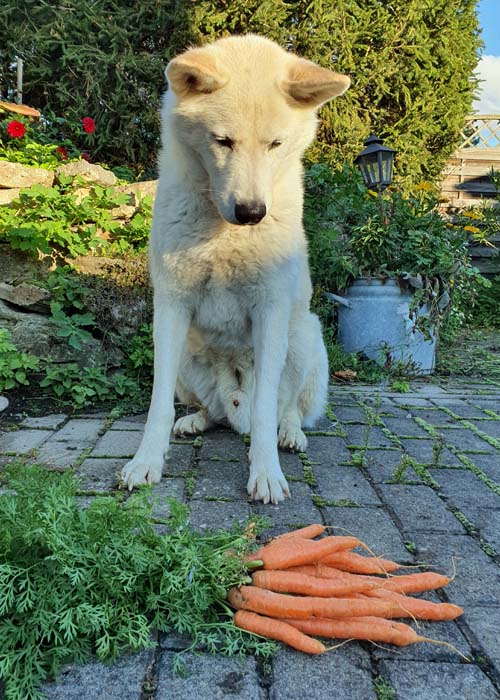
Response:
[229,524,464,656]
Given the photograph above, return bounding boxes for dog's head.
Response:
[165,35,350,226]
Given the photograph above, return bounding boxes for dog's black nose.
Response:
[234,201,266,225]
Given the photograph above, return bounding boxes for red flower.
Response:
[82,117,95,134]
[81,152,91,162]
[56,146,68,160]
[6,120,26,138]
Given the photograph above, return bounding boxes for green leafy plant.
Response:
[49,302,95,350]
[0,329,39,392]
[305,163,488,334]
[0,466,274,700]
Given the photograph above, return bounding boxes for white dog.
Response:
[122,35,350,503]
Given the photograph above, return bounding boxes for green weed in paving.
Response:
[0,466,275,700]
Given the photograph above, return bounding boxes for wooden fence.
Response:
[440,115,500,275]
[441,115,500,209]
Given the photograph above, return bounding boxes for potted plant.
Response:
[305,163,486,374]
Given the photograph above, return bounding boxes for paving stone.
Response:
[431,469,500,509]
[392,397,432,407]
[198,431,248,462]
[311,413,340,431]
[460,452,500,481]
[164,443,194,475]
[364,449,408,483]
[252,482,321,528]
[91,430,142,457]
[52,418,104,443]
[378,660,498,700]
[305,436,351,466]
[42,649,154,700]
[322,505,408,560]
[407,408,459,427]
[378,484,465,534]
[329,405,367,423]
[431,397,469,408]
[33,439,88,468]
[381,416,430,437]
[345,424,394,448]
[464,607,500,669]
[315,465,381,505]
[21,414,67,429]
[441,403,495,418]
[460,507,500,550]
[441,427,495,453]
[413,384,447,395]
[150,478,185,518]
[407,532,500,606]
[188,499,251,532]
[110,419,145,431]
[193,459,248,499]
[0,429,52,454]
[467,420,500,440]
[157,652,264,700]
[75,458,122,491]
[270,646,375,700]
[114,412,148,423]
[279,450,305,480]
[399,438,462,466]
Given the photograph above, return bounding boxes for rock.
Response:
[55,161,116,187]
[0,162,54,189]
[114,180,157,203]
[0,188,21,205]
[0,299,123,367]
[0,396,9,412]
[0,282,51,313]
[0,245,52,285]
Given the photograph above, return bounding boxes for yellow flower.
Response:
[462,210,482,220]
[414,181,434,192]
[463,225,481,234]
[367,189,378,197]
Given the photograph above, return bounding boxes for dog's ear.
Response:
[166,48,228,97]
[282,58,350,108]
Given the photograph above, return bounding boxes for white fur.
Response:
[121,35,350,503]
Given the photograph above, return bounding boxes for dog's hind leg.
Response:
[278,312,328,451]
[174,408,215,436]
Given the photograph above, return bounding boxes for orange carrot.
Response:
[320,551,400,574]
[365,589,463,620]
[252,570,381,597]
[271,524,326,542]
[227,585,398,619]
[254,536,361,570]
[290,566,451,595]
[234,610,326,654]
[281,616,425,646]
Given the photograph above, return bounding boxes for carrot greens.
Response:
[0,466,275,700]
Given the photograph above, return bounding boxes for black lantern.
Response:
[355,134,396,191]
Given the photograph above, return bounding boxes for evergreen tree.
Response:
[0,0,482,181]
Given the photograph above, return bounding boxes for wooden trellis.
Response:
[458,115,500,150]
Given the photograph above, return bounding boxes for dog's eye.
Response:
[214,136,234,149]
[269,140,282,150]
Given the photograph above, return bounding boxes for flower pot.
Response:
[336,278,437,375]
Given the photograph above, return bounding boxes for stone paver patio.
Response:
[1,379,500,699]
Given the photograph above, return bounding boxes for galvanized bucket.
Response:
[332,278,437,375]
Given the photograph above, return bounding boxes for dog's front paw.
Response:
[247,461,290,504]
[121,455,164,490]
[278,420,308,452]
